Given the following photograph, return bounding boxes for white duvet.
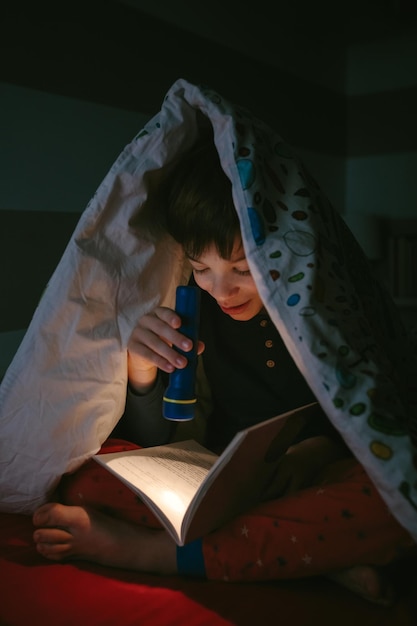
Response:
[1,78,416,542]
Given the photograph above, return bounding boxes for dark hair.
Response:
[164,140,240,259]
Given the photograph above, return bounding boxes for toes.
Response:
[34,527,72,544]
[32,504,91,563]
[33,502,85,529]
[36,539,74,560]
[34,527,75,560]
[33,502,60,527]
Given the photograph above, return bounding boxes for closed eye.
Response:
[192,266,251,276]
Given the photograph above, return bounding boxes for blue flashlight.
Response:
[163,285,201,421]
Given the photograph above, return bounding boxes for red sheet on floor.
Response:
[1,511,416,626]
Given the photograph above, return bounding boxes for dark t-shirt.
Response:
[198,287,335,451]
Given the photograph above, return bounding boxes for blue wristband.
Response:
[176,538,206,577]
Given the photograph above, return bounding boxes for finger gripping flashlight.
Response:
[163,285,201,421]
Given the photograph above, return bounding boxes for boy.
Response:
[32,140,413,605]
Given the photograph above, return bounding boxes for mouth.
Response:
[219,301,250,316]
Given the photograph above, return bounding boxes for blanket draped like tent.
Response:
[0,78,416,543]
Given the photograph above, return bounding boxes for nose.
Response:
[209,275,239,302]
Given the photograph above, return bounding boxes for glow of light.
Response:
[160,490,187,514]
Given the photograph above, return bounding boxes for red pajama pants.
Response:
[60,438,415,582]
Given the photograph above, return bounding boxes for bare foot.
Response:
[32,502,177,575]
[327,565,396,606]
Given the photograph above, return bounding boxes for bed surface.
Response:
[1,511,416,626]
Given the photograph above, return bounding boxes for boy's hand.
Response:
[127,306,204,394]
[261,436,349,500]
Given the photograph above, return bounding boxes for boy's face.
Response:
[187,238,264,321]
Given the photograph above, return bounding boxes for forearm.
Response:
[128,362,158,395]
[288,435,351,478]
[116,372,176,447]
[261,433,352,501]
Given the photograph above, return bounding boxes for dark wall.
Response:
[0,211,80,330]
[2,0,346,155]
[0,0,346,333]
[0,0,345,333]
[348,86,417,156]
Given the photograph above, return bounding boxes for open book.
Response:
[94,402,318,546]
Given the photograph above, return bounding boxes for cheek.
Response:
[244,279,260,298]
[246,283,263,309]
[192,272,210,292]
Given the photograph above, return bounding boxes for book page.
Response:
[96,402,318,545]
[95,441,218,542]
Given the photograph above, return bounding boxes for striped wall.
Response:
[345,31,417,332]
[1,0,417,376]
[346,31,417,217]
[2,1,346,154]
[0,85,148,378]
[0,0,347,378]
